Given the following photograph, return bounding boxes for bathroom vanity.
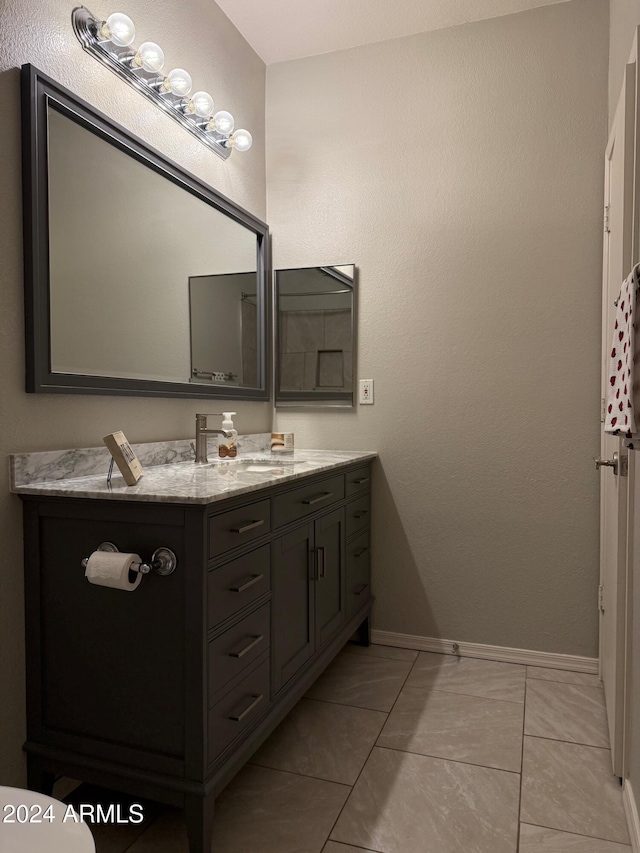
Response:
[18,67,373,851]
[13,448,374,853]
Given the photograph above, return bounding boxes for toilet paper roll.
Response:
[85,551,143,591]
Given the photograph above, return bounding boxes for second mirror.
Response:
[275,264,356,407]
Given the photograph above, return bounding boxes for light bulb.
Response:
[230,129,252,152]
[163,68,192,97]
[100,12,135,47]
[188,91,214,118]
[209,110,234,135]
[133,42,165,73]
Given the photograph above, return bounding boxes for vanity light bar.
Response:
[71,7,253,161]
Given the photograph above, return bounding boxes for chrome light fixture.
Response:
[72,7,252,160]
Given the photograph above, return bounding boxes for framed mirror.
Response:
[22,64,270,399]
[275,264,356,407]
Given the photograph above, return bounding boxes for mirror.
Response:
[22,65,270,399]
[275,264,356,407]
[189,273,258,387]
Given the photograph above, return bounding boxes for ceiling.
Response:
[215,0,569,65]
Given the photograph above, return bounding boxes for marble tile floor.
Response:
[56,644,631,852]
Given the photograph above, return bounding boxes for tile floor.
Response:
[58,644,631,852]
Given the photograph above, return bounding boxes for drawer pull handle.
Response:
[230,519,265,534]
[354,547,370,558]
[229,573,265,593]
[229,693,264,722]
[353,477,370,485]
[353,510,369,519]
[302,491,334,506]
[354,583,369,596]
[229,634,264,658]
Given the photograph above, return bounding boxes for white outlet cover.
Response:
[359,379,374,405]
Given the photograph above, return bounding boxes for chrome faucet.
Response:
[195,413,233,464]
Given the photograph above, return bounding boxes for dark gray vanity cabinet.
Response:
[314,508,346,646]
[272,507,346,693]
[21,461,372,853]
[272,523,315,692]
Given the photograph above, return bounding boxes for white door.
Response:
[600,56,635,778]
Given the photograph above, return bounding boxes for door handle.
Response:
[317,546,326,580]
[308,542,316,580]
[594,452,627,476]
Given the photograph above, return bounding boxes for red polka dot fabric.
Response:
[605,266,640,448]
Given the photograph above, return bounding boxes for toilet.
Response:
[0,787,95,852]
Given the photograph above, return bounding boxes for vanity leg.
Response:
[26,756,55,796]
[357,616,371,647]
[185,791,215,853]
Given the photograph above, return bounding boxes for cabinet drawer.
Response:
[273,474,345,529]
[208,499,271,559]
[208,545,271,628]
[208,658,270,764]
[345,466,371,497]
[346,531,371,619]
[346,493,371,539]
[208,603,270,705]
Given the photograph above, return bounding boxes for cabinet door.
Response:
[314,508,345,648]
[272,523,314,693]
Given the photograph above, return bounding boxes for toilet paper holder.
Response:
[81,542,177,576]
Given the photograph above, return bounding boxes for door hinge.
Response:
[601,397,606,423]
[604,204,611,234]
[599,584,605,612]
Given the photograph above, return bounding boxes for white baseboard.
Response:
[624,780,640,852]
[370,630,598,674]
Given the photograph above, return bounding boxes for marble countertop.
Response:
[10,450,377,505]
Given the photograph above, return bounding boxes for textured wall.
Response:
[0,0,267,785]
[267,0,609,656]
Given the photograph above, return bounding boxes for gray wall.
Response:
[0,0,268,785]
[267,0,609,656]
[609,0,640,797]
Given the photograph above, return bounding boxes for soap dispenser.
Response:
[219,412,238,458]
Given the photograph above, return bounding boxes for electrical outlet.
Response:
[359,379,374,405]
